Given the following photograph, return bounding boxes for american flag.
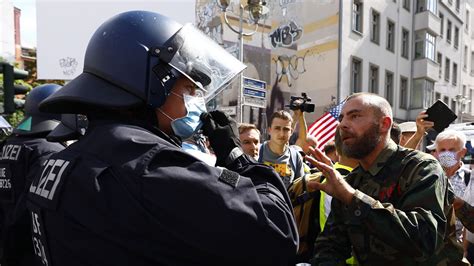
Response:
[308,101,345,149]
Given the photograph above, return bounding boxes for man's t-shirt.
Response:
[259,141,305,188]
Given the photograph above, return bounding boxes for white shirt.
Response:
[462,169,474,243]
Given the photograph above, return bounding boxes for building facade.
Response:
[0,0,16,63]
[340,0,474,123]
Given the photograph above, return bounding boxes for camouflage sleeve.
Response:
[345,159,447,260]
[312,199,353,265]
[456,201,474,232]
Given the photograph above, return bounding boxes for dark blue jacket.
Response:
[0,135,64,266]
[27,120,298,266]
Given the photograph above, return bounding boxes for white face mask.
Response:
[437,151,459,168]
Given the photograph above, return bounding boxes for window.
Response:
[401,28,409,58]
[438,52,442,78]
[447,20,452,43]
[370,10,380,44]
[471,51,474,75]
[451,99,456,114]
[444,96,449,105]
[416,0,437,14]
[453,63,458,85]
[445,57,450,81]
[464,85,467,97]
[403,0,410,11]
[454,26,459,49]
[467,90,472,113]
[436,92,441,100]
[387,20,395,52]
[351,57,362,93]
[352,0,363,33]
[385,71,394,105]
[414,30,436,60]
[439,12,444,37]
[466,10,470,32]
[464,46,468,71]
[369,64,379,93]
[456,0,460,12]
[400,76,408,109]
[411,79,434,108]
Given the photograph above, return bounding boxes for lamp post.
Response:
[217,0,269,123]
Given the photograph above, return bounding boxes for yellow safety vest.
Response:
[319,163,357,265]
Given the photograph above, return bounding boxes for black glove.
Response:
[200,111,241,166]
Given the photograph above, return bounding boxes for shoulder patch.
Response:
[218,169,240,188]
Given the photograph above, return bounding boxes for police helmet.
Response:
[46,114,88,142]
[39,10,245,114]
[13,83,61,136]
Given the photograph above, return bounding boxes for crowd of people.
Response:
[2,9,474,266]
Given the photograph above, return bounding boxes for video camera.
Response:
[288,93,315,113]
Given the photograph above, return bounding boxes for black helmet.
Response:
[13,83,61,136]
[46,114,88,142]
[39,10,245,114]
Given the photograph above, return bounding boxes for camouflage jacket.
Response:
[312,140,464,266]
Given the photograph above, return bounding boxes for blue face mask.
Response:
[159,92,207,139]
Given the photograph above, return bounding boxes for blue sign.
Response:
[243,77,266,90]
[243,88,266,98]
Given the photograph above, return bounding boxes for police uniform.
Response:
[27,120,298,266]
[25,11,298,266]
[313,140,464,265]
[0,84,65,266]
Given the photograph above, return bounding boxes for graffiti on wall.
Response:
[272,51,309,87]
[196,1,224,45]
[269,20,303,48]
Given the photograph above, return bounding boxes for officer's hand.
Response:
[200,111,241,166]
[305,147,355,204]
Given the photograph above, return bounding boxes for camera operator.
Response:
[289,93,315,155]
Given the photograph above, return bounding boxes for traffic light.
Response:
[0,62,29,113]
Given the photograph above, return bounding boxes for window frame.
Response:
[386,19,395,52]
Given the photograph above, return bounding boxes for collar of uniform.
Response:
[333,162,353,173]
[362,139,398,176]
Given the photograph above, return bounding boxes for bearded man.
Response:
[307,93,464,265]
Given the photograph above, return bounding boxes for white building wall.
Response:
[0,0,15,63]
[436,0,464,119]
[340,0,412,121]
[461,0,474,121]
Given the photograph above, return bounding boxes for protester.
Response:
[307,92,463,265]
[26,11,297,265]
[238,123,260,160]
[459,179,474,263]
[0,84,66,266]
[402,111,434,150]
[398,121,417,146]
[435,130,471,242]
[259,110,305,188]
[390,123,401,144]
[323,141,338,163]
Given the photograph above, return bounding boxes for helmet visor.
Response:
[167,24,246,102]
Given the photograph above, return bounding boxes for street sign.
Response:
[243,88,266,98]
[242,77,267,108]
[219,106,237,116]
[243,96,266,108]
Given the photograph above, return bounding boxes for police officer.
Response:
[0,84,65,266]
[27,11,298,266]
